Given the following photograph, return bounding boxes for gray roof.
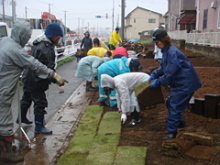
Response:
[125,6,163,19]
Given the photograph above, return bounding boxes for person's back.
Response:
[87,47,107,58]
[114,72,149,90]
[98,56,130,76]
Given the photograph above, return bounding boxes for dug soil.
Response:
[90,49,220,165]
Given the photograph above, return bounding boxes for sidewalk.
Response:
[13,81,96,165]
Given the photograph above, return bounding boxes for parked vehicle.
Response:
[0,22,9,38]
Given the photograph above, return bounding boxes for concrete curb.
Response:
[17,80,95,165]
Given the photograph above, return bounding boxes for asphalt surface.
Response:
[12,58,84,132]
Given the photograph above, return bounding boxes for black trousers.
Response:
[20,85,48,116]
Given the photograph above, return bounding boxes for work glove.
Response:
[148,74,156,84]
[121,113,127,124]
[53,73,68,86]
[57,84,64,94]
[150,79,160,88]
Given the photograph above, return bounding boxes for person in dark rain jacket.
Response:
[80,31,92,52]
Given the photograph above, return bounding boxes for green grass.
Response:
[114,146,147,165]
[85,134,120,165]
[134,81,151,97]
[56,56,75,68]
[57,107,148,165]
[98,111,121,135]
[138,39,151,44]
[57,105,103,165]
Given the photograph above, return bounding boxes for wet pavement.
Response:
[0,51,95,165]
[12,81,95,165]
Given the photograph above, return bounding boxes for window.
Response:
[134,18,136,23]
[175,18,178,30]
[0,26,7,38]
[203,9,208,30]
[148,19,156,23]
[218,5,220,29]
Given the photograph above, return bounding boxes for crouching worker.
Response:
[19,23,67,135]
[87,47,112,58]
[75,56,110,91]
[101,72,150,126]
[149,29,202,140]
[0,21,67,163]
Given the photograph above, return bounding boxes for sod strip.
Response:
[114,146,147,165]
[57,105,103,165]
[85,112,121,165]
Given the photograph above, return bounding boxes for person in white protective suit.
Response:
[0,21,67,163]
[101,72,150,127]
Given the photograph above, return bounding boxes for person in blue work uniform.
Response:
[148,29,202,140]
[75,56,110,91]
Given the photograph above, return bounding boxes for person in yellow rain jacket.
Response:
[93,38,109,51]
[87,47,112,58]
[109,27,122,47]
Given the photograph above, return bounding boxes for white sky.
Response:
[1,0,168,32]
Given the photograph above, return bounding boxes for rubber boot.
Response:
[16,108,33,124]
[126,109,141,127]
[86,81,95,91]
[0,136,24,163]
[35,115,52,134]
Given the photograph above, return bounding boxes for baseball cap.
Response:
[130,59,140,72]
[150,29,167,44]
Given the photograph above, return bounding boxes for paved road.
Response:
[12,58,84,132]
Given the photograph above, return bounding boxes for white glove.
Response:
[121,113,127,124]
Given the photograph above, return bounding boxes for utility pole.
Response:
[12,0,16,24]
[121,0,125,40]
[25,6,27,19]
[78,17,80,37]
[112,0,114,32]
[48,3,53,14]
[64,11,67,35]
[2,0,5,22]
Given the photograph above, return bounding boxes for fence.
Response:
[168,31,220,47]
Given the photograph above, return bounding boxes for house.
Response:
[195,0,220,32]
[164,0,196,33]
[125,6,165,40]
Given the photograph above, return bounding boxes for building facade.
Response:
[164,0,196,32]
[125,7,165,40]
[195,0,220,32]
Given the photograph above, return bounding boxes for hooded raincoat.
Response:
[0,21,54,136]
[93,38,109,51]
[97,56,130,107]
[101,73,150,113]
[152,44,202,134]
[80,31,92,52]
[75,56,110,81]
[109,30,122,47]
[112,47,129,59]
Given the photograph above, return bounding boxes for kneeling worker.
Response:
[101,72,150,126]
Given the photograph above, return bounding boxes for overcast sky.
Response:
[1,0,168,32]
